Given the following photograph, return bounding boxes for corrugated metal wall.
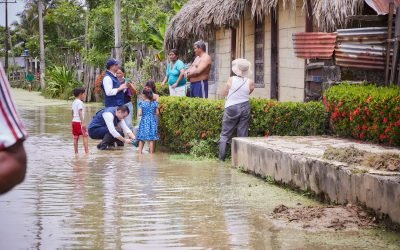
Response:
[335,27,388,70]
[292,33,337,59]
[292,27,390,70]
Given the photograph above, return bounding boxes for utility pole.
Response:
[38,0,46,89]
[8,28,16,67]
[114,0,122,61]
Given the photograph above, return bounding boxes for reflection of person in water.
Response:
[71,157,88,206]
[0,62,28,194]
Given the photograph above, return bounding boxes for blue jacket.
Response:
[88,107,118,130]
[102,71,125,107]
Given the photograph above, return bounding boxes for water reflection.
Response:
[1,92,400,249]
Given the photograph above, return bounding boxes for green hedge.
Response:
[158,97,326,154]
[324,83,400,146]
[155,82,170,96]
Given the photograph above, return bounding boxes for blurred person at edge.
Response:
[0,62,28,194]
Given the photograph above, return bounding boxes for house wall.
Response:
[231,9,271,98]
[263,15,272,99]
[244,9,271,98]
[213,3,306,102]
[214,28,232,99]
[278,2,306,102]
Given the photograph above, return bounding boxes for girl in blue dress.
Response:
[137,88,159,154]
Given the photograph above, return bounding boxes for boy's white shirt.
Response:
[72,99,84,122]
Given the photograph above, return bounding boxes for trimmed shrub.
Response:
[324,83,400,146]
[155,82,170,96]
[158,97,326,154]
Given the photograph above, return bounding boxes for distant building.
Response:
[0,57,26,69]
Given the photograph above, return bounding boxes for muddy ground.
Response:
[271,204,377,232]
[323,146,400,172]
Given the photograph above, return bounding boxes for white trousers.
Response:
[169,85,186,97]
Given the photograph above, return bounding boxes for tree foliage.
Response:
[7,0,187,66]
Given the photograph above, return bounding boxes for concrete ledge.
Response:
[232,136,400,224]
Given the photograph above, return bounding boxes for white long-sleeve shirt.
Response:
[102,112,132,138]
[103,70,126,96]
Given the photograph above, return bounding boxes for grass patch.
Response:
[168,154,217,162]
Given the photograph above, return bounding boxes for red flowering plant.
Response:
[324,83,400,146]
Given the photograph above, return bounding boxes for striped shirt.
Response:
[0,62,27,150]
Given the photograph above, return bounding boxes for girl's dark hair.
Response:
[145,80,156,94]
[169,49,179,56]
[119,66,125,73]
[142,88,154,101]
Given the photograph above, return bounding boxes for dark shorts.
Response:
[72,122,88,139]
[190,80,208,98]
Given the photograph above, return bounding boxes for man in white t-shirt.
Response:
[72,87,89,154]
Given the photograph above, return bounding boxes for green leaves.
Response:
[158,96,326,155]
[43,66,83,99]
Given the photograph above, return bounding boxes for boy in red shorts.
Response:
[72,87,89,154]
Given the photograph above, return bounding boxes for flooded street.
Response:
[1,89,399,249]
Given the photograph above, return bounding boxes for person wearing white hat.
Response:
[219,58,255,161]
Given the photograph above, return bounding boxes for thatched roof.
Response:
[165,0,365,49]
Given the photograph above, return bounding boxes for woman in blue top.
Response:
[162,49,187,96]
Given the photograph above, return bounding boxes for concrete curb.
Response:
[231,136,400,225]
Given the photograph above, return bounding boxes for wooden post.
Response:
[230,28,237,76]
[385,3,394,86]
[271,7,279,100]
[305,0,313,32]
[84,5,89,54]
[390,7,400,84]
[114,0,122,61]
[38,0,46,89]
[242,17,245,59]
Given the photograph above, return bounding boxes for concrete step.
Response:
[232,136,400,225]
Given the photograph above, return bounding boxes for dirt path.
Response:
[11,88,100,107]
[11,88,69,106]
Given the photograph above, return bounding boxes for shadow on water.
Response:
[1,89,400,249]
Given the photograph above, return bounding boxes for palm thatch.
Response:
[165,0,365,49]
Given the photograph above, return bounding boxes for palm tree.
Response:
[22,0,56,89]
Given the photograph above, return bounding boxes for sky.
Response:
[0,0,87,27]
[0,0,26,27]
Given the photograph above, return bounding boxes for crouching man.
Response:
[88,105,135,150]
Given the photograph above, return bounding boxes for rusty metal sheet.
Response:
[336,27,388,45]
[292,32,337,59]
[335,27,388,70]
[365,0,400,15]
[335,44,386,70]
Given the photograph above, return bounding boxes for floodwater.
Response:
[1,89,399,249]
